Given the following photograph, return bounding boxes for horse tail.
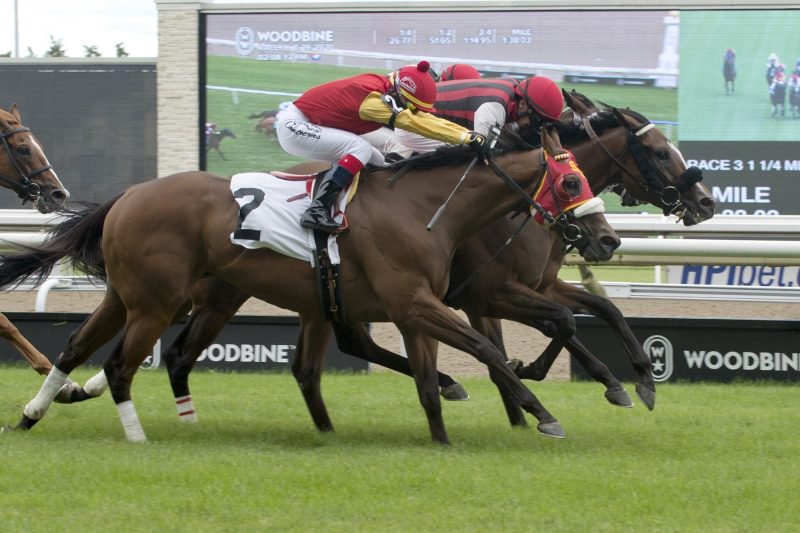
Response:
[0,194,121,290]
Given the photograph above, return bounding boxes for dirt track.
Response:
[3,289,796,380]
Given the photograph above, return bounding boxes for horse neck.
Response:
[396,150,542,245]
[564,124,628,195]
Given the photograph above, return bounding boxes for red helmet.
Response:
[440,64,482,82]
[393,61,437,112]
[516,76,564,121]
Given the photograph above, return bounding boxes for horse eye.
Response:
[17,146,31,156]
[655,149,669,161]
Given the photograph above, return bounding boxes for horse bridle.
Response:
[0,122,51,202]
[580,113,702,216]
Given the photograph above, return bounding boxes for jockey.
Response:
[394,75,565,154]
[438,64,482,82]
[723,48,736,64]
[362,63,483,161]
[766,53,780,85]
[205,122,217,145]
[276,61,490,233]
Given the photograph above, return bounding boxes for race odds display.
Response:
[203,8,800,215]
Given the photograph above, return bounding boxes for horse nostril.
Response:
[701,196,717,208]
[601,235,621,251]
[51,190,68,203]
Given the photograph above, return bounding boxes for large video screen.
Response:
[203,9,800,215]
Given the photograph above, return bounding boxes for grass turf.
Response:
[1,367,797,532]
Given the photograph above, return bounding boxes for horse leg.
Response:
[0,312,53,375]
[386,291,564,438]
[397,328,448,444]
[330,321,469,400]
[104,311,176,443]
[548,279,655,410]
[292,316,334,431]
[6,288,127,432]
[162,278,250,422]
[466,315,527,428]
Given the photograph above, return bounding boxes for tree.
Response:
[0,51,11,58]
[44,35,66,57]
[26,47,36,58]
[115,43,129,58]
[83,45,101,58]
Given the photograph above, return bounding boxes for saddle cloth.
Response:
[229,172,355,265]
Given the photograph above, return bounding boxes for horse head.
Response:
[0,105,69,213]
[562,90,716,226]
[534,127,620,262]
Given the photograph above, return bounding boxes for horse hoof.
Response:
[537,421,566,439]
[54,382,82,404]
[507,359,524,374]
[604,387,633,408]
[635,382,656,411]
[440,383,469,401]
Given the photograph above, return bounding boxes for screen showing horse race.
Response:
[202,9,800,215]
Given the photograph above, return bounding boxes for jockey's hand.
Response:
[467,131,492,164]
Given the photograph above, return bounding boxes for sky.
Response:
[0,0,158,58]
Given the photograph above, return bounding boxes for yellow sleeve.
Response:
[359,92,471,145]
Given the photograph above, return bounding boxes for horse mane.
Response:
[385,128,540,173]
[553,99,651,144]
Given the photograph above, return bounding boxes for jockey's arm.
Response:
[472,102,507,136]
[359,92,471,145]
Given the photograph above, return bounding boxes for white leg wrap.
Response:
[175,395,198,423]
[24,367,68,420]
[116,400,147,443]
[82,370,109,397]
[53,378,81,403]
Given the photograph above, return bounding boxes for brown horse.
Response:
[3,127,620,443]
[24,92,715,427]
[250,109,280,138]
[154,91,713,421]
[0,105,71,386]
[206,128,236,160]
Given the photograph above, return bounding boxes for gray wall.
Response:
[0,60,156,208]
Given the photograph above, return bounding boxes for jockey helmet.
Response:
[440,64,482,82]
[392,61,437,113]
[768,53,779,64]
[515,76,564,121]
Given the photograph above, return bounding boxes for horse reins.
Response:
[580,114,701,213]
[0,123,51,202]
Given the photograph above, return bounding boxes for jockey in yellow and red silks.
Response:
[276,61,491,233]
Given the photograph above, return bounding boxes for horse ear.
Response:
[541,126,558,155]
[10,104,21,122]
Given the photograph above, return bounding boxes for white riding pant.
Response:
[276,104,386,167]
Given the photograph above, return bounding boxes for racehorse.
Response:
[769,73,787,117]
[0,105,72,390]
[723,49,736,94]
[250,109,280,138]
[4,91,716,433]
[145,91,713,422]
[789,74,800,118]
[206,128,236,160]
[2,126,620,444]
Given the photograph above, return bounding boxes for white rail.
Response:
[2,210,800,304]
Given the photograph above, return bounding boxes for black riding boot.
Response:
[300,165,350,233]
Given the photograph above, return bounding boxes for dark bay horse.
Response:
[206,128,236,160]
[151,91,714,421]
[0,105,72,387]
[19,92,715,428]
[3,127,620,443]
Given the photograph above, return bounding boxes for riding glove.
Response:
[467,131,492,163]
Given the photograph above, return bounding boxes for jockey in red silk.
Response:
[277,61,490,233]
[395,75,564,154]
[438,64,482,82]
